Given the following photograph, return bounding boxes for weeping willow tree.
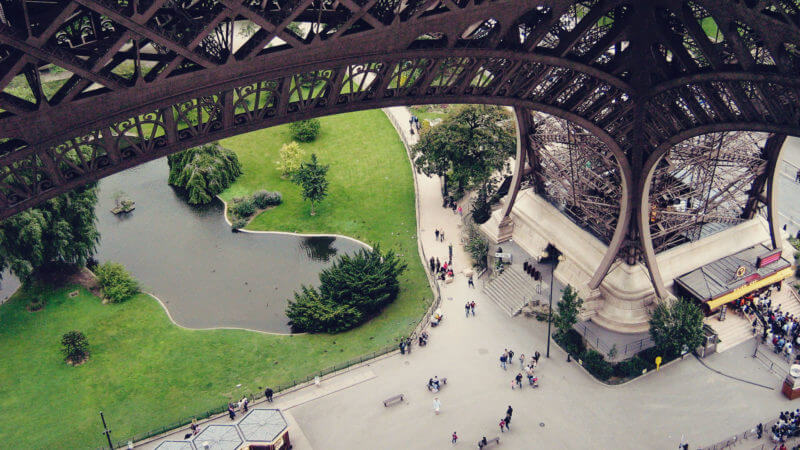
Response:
[167,142,243,204]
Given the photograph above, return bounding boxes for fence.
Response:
[573,321,655,361]
[697,419,778,450]
[120,109,443,449]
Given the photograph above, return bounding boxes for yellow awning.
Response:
[706,266,795,310]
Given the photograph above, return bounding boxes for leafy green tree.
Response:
[286,246,407,333]
[61,330,89,364]
[0,185,99,282]
[167,142,242,205]
[649,297,704,359]
[292,153,329,215]
[289,119,321,142]
[276,141,305,177]
[95,261,139,303]
[412,105,515,195]
[553,285,584,338]
[464,223,489,269]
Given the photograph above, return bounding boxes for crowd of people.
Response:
[771,410,800,445]
[743,287,800,360]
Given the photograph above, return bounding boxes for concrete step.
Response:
[483,266,541,317]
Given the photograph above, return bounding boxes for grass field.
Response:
[0,110,431,448]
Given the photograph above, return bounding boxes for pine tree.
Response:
[292,153,329,215]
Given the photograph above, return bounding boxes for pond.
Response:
[2,158,366,333]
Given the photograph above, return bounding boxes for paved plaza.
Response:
[140,108,794,450]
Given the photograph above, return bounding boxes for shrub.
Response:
[276,142,305,177]
[95,261,139,303]
[252,190,282,209]
[285,286,362,333]
[649,297,704,360]
[464,224,489,269]
[581,349,613,381]
[61,330,89,364]
[471,186,492,224]
[286,245,407,333]
[230,197,256,218]
[231,217,249,230]
[554,328,585,357]
[613,356,647,379]
[289,119,321,142]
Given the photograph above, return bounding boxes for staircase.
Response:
[483,265,543,317]
[705,283,800,353]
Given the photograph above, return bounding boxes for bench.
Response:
[478,436,500,448]
[383,394,404,407]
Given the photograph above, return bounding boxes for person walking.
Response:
[504,414,512,430]
[228,404,236,420]
[468,276,474,288]
[400,340,406,355]
[264,387,273,402]
[500,350,508,370]
[506,405,513,417]
[457,205,462,216]
[435,229,440,241]
[465,302,471,317]
[470,301,476,315]
[533,351,541,364]
[190,419,200,436]
[519,353,525,368]
[433,397,441,415]
[452,431,458,444]
[436,258,441,273]
[429,256,435,272]
[499,419,506,433]
[508,349,514,362]
[406,337,412,354]
[440,230,445,242]
[515,373,523,389]
[448,244,453,263]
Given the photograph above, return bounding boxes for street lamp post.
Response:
[546,255,564,358]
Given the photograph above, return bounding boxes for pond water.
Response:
[2,158,366,333]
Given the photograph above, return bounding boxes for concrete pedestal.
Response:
[480,189,776,334]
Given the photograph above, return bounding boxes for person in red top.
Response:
[451,431,458,444]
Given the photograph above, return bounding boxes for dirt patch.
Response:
[65,356,89,367]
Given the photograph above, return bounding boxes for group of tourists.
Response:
[427,376,443,392]
[770,409,800,444]
[464,301,477,317]
[399,336,414,354]
[226,396,249,420]
[430,256,455,281]
[409,115,421,135]
[750,291,800,359]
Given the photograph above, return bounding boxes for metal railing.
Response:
[697,419,778,450]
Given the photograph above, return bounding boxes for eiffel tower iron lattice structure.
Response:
[0,0,799,300]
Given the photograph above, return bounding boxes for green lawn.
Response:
[0,110,431,448]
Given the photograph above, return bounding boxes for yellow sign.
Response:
[706,266,794,310]
[735,266,746,278]
[655,356,662,371]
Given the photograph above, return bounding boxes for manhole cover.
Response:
[539,422,545,427]
[478,348,488,355]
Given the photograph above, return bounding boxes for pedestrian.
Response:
[452,431,458,444]
[511,379,516,390]
[436,258,441,273]
[406,337,412,354]
[441,230,445,242]
[508,349,514,362]
[435,229,440,240]
[500,350,508,370]
[228,404,236,420]
[479,437,488,448]
[457,205,462,216]
[190,419,199,435]
[465,302,471,317]
[448,244,453,263]
[433,397,441,415]
[534,350,540,363]
[264,387,273,402]
[515,373,523,389]
[499,419,506,432]
[400,340,406,355]
[429,256,435,272]
[240,396,249,412]
[519,353,525,368]
[504,414,512,430]
[468,276,474,288]
[470,301,476,315]
[506,405,513,417]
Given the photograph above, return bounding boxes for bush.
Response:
[95,262,139,303]
[61,330,89,364]
[581,349,613,381]
[230,197,256,218]
[252,190,282,209]
[613,356,647,378]
[286,245,407,333]
[649,297,704,360]
[231,217,249,230]
[464,224,489,269]
[554,328,585,357]
[471,186,492,224]
[276,142,305,177]
[289,119,321,142]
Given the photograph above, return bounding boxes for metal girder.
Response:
[0,0,799,299]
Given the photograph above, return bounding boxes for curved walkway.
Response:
[140,107,788,450]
